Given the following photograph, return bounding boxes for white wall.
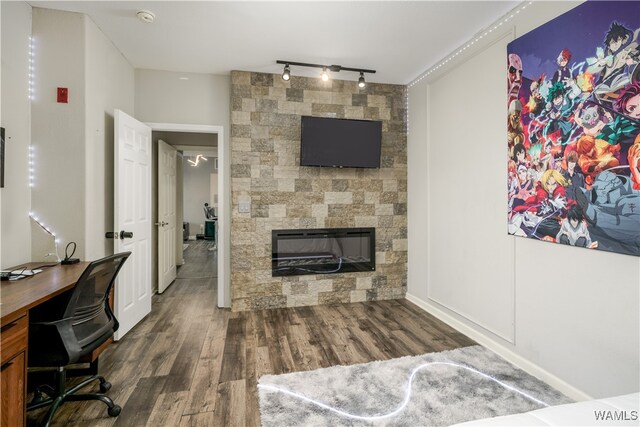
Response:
[84,15,134,260]
[0,1,32,268]
[30,8,134,262]
[0,0,2,268]
[428,34,516,342]
[408,1,639,399]
[210,170,218,207]
[183,156,215,237]
[31,7,86,259]
[135,69,229,128]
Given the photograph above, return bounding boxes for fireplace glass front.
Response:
[272,228,375,277]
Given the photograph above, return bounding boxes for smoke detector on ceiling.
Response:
[136,10,155,23]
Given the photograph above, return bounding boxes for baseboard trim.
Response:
[405,292,592,402]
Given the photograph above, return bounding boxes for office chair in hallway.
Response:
[27,252,131,427]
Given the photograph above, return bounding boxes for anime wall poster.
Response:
[507,1,640,257]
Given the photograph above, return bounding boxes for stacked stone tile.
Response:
[230,70,407,311]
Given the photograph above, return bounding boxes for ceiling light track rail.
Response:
[276,60,376,75]
[276,60,375,88]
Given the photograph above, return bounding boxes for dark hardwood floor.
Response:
[27,240,474,426]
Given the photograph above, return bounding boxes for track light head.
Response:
[282,63,290,81]
[321,67,329,82]
[358,72,366,88]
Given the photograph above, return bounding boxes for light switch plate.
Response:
[239,201,251,213]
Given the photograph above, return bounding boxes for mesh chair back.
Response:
[64,252,131,349]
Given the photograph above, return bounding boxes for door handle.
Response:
[105,231,119,239]
[154,221,168,227]
[120,231,134,239]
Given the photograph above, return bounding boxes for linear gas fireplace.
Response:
[272,228,375,277]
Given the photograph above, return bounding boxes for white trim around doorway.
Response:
[146,122,230,308]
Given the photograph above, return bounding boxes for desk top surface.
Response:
[0,262,89,325]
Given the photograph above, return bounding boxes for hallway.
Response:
[28,241,473,426]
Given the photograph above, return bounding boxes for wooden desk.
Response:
[1,262,88,427]
[1,262,89,325]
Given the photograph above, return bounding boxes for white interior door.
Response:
[114,109,152,340]
[157,140,177,293]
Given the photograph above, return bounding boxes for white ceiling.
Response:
[29,1,519,85]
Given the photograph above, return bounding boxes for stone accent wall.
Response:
[230,70,407,311]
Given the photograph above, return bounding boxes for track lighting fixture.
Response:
[276,60,375,86]
[321,67,329,82]
[358,72,366,88]
[282,63,290,81]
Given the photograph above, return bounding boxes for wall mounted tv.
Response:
[300,116,382,168]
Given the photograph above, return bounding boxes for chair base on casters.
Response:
[27,366,121,427]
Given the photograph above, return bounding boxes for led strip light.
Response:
[29,36,35,100]
[29,36,35,194]
[408,1,533,88]
[29,212,61,261]
[258,361,550,422]
[29,212,59,243]
[27,36,60,261]
[28,145,34,187]
[405,1,534,133]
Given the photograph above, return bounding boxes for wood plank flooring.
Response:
[27,241,474,426]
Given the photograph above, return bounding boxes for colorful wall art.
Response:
[507,1,640,256]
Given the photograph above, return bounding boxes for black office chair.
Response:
[27,252,131,426]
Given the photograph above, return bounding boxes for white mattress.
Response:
[455,393,639,426]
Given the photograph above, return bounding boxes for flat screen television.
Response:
[300,116,382,168]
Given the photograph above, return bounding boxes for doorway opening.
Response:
[148,123,229,308]
[180,146,217,244]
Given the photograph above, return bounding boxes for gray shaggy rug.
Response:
[257,345,572,426]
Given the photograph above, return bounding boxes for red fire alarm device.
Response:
[57,87,68,103]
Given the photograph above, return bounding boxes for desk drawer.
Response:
[1,314,28,364]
